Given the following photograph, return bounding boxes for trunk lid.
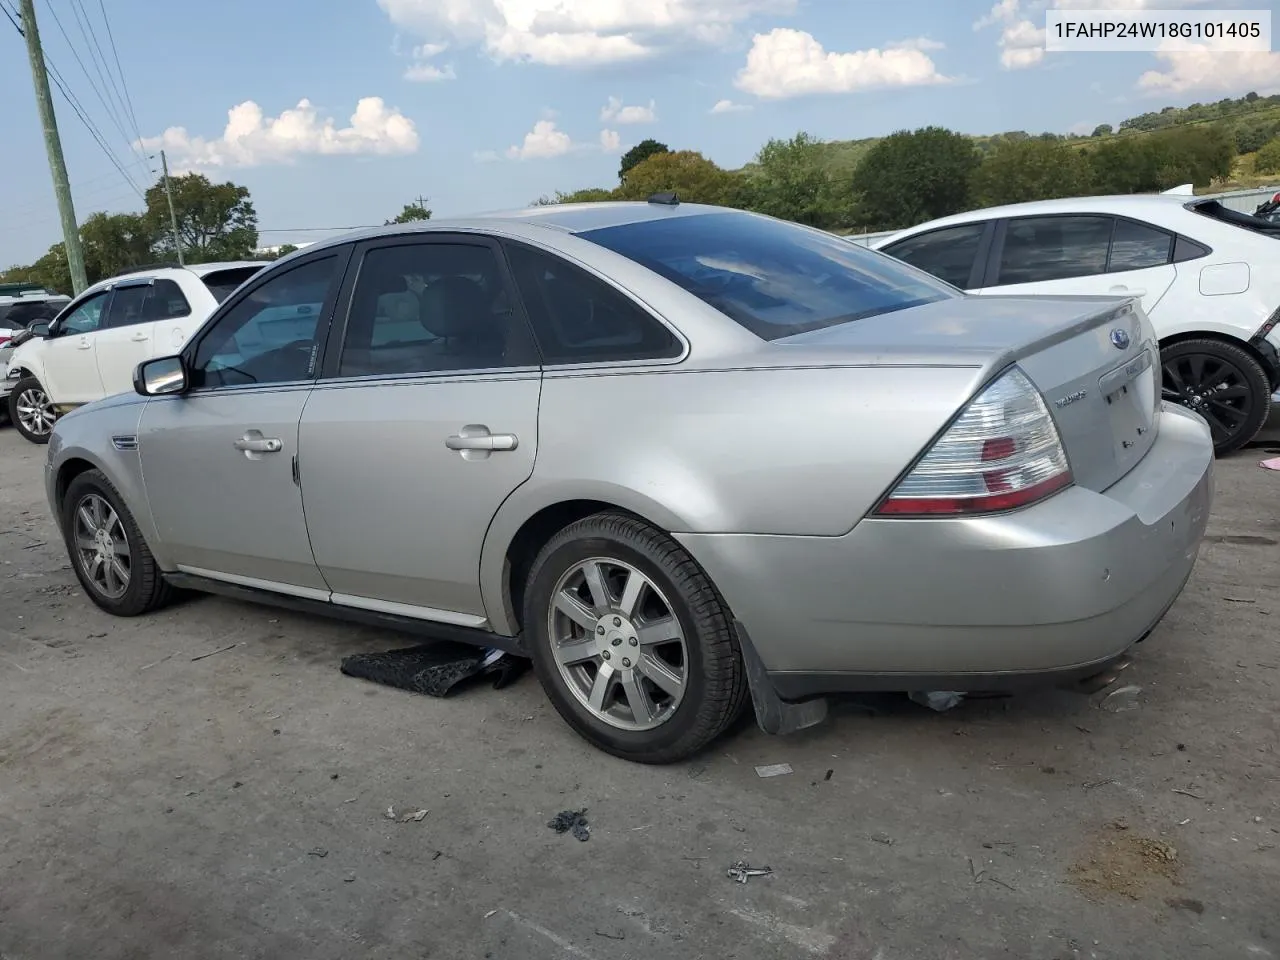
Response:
[776,294,1162,493]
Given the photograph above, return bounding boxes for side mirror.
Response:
[134,355,187,396]
[29,321,51,337]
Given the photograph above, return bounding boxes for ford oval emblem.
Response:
[1110,328,1131,350]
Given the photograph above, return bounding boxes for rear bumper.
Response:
[675,403,1214,697]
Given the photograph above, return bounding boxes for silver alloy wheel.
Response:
[15,385,55,437]
[72,493,131,600]
[547,557,689,731]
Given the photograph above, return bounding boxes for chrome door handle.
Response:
[77,337,92,349]
[445,430,518,451]
[1109,286,1146,297]
[234,437,283,453]
[130,332,148,342]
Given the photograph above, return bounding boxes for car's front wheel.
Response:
[1160,338,1272,456]
[8,376,56,444]
[523,512,748,764]
[61,469,175,616]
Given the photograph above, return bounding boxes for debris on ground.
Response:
[1259,456,1280,471]
[1099,684,1142,713]
[340,642,527,698]
[754,763,793,778]
[190,642,240,663]
[727,861,773,883]
[547,809,590,841]
[400,808,429,823]
[1068,823,1181,901]
[307,848,328,858]
[909,690,966,712]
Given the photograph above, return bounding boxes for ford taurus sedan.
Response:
[44,200,1214,763]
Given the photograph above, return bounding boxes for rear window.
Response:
[1188,200,1280,237]
[202,266,267,303]
[579,212,955,341]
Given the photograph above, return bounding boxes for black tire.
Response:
[1160,338,1272,456]
[8,376,55,444]
[61,468,176,616]
[523,512,748,764]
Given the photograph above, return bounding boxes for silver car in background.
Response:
[44,201,1214,763]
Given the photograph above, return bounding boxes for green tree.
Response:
[970,139,1093,207]
[79,212,154,281]
[615,150,741,205]
[1091,124,1113,137]
[144,173,258,262]
[0,243,72,294]
[618,139,669,184]
[741,132,854,228]
[850,126,980,230]
[1256,137,1280,175]
[1088,124,1235,192]
[386,202,432,224]
[534,187,616,205]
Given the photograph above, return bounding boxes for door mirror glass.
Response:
[28,321,51,337]
[135,355,187,396]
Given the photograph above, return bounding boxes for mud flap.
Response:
[734,620,828,736]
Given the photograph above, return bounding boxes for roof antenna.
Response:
[647,192,679,205]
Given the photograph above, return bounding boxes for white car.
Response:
[5,261,266,443]
[872,194,1280,454]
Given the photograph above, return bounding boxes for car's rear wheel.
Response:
[1160,338,1271,456]
[523,512,748,764]
[61,469,175,616]
[9,376,56,444]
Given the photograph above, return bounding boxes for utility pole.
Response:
[414,195,430,214]
[18,0,87,294]
[160,149,183,265]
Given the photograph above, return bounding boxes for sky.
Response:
[2,0,1278,268]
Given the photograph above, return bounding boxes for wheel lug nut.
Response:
[629,638,637,646]
[613,617,621,627]
[597,625,605,635]
[602,651,611,660]
[622,658,631,667]
[611,638,621,646]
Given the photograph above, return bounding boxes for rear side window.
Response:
[580,212,954,341]
[106,280,192,328]
[996,215,1113,285]
[504,242,681,364]
[880,223,986,289]
[1108,219,1172,271]
[202,266,267,303]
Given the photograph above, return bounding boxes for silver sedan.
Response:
[44,200,1214,763]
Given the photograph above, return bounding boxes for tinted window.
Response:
[505,243,681,364]
[1107,219,1172,271]
[202,266,266,303]
[581,212,953,341]
[881,223,986,288]
[56,291,110,335]
[107,280,193,328]
[106,285,152,328]
[339,242,526,376]
[1173,234,1211,263]
[0,301,62,329]
[996,216,1113,285]
[192,256,339,388]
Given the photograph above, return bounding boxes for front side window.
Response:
[881,223,986,289]
[996,215,1113,285]
[192,256,339,388]
[339,241,524,377]
[56,291,110,335]
[580,212,954,341]
[505,242,681,364]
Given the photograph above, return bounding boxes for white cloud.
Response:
[600,129,622,152]
[1138,39,1280,95]
[139,97,418,170]
[710,98,752,113]
[734,28,951,100]
[889,37,946,52]
[974,0,1020,29]
[404,41,456,80]
[506,119,573,159]
[377,0,797,68]
[600,96,657,124]
[999,19,1046,69]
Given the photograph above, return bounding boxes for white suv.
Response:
[5,261,266,443]
[873,194,1280,455]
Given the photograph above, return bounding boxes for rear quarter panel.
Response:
[479,363,984,633]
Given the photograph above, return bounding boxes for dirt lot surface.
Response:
[1,426,1278,960]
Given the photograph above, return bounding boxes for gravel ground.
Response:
[1,425,1278,960]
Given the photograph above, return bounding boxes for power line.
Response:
[95,0,143,151]
[67,0,142,171]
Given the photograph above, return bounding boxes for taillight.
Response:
[875,367,1072,517]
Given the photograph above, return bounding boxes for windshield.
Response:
[579,212,956,341]
[202,266,267,303]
